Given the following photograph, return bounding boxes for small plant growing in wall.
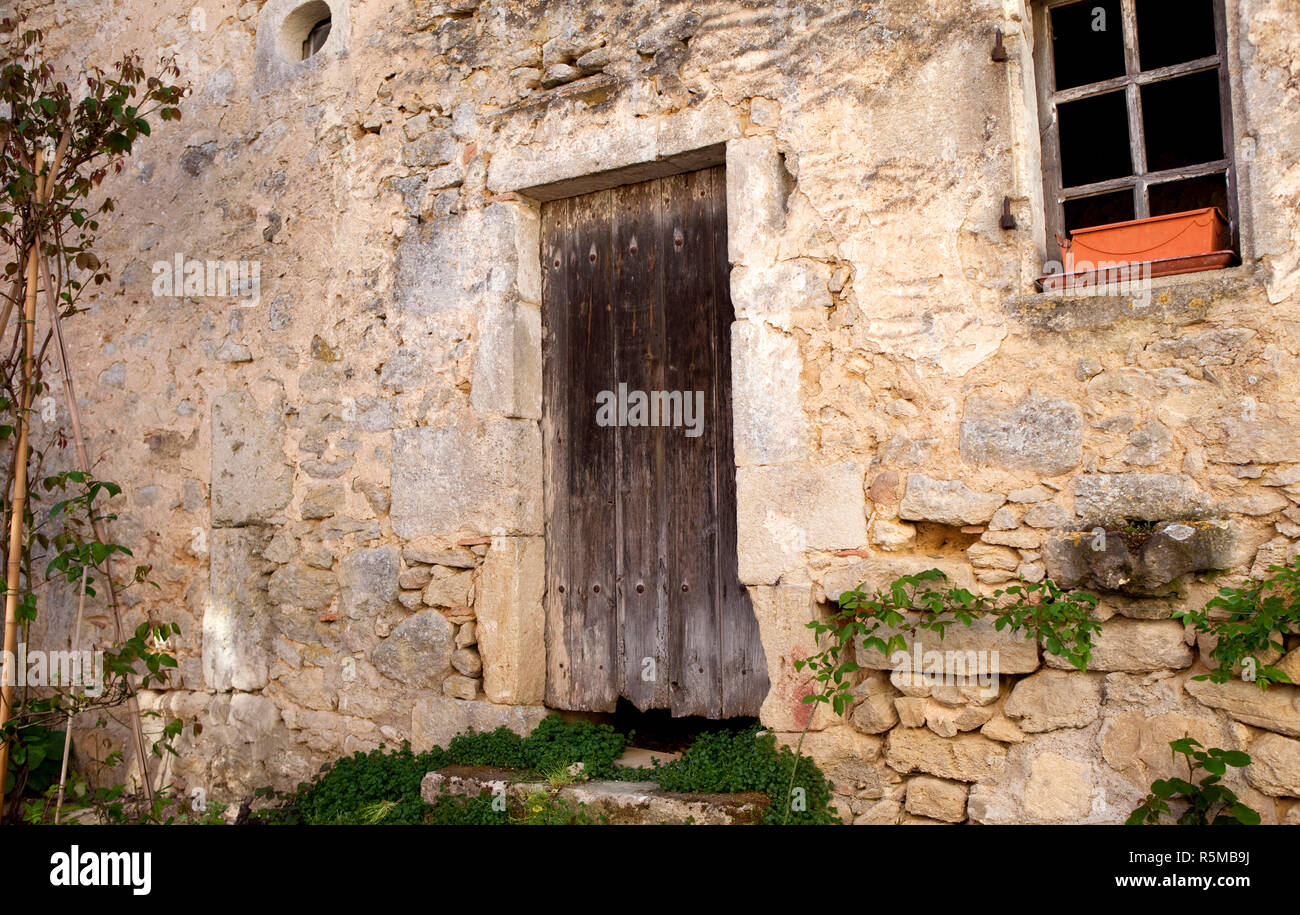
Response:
[1176,555,1300,690]
[1127,737,1260,826]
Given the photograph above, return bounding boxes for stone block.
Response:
[403,542,477,567]
[1004,669,1103,732]
[821,556,977,604]
[403,129,459,168]
[204,528,272,691]
[849,672,900,735]
[871,519,916,551]
[391,418,542,539]
[980,716,1026,743]
[1184,678,1300,737]
[725,135,787,264]
[267,563,338,610]
[885,727,1008,783]
[371,609,456,689]
[731,259,832,323]
[228,692,281,741]
[968,542,1019,570]
[470,300,541,419]
[960,393,1083,475]
[904,775,968,822]
[748,584,835,733]
[1100,710,1237,781]
[394,203,538,318]
[300,484,343,520]
[853,612,1040,677]
[421,769,767,825]
[1044,618,1193,672]
[476,536,546,704]
[211,392,291,526]
[1070,473,1210,524]
[451,648,482,677]
[410,696,549,752]
[736,462,864,584]
[338,546,400,619]
[895,697,927,727]
[422,570,474,608]
[486,119,658,194]
[1021,752,1094,822]
[1043,520,1235,594]
[899,475,1005,527]
[924,701,995,736]
[443,675,480,699]
[731,320,807,465]
[1245,733,1300,797]
[981,528,1043,548]
[1023,502,1072,529]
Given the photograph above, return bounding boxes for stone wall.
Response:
[18,0,1300,822]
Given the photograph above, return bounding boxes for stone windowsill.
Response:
[1005,263,1266,332]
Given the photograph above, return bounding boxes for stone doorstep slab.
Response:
[420,765,769,824]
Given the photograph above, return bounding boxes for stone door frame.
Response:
[480,110,793,714]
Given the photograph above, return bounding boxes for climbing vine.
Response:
[795,569,1101,718]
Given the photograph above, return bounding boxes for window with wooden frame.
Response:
[301,16,331,60]
[1034,0,1238,265]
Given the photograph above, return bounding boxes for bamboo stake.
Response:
[53,560,89,824]
[37,242,155,804]
[0,155,42,809]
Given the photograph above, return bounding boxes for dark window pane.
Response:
[1051,0,1127,90]
[1064,188,1136,234]
[1141,69,1223,171]
[1058,90,1133,187]
[1148,172,1228,218]
[303,18,331,59]
[1136,0,1218,71]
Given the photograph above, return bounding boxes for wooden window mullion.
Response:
[1051,56,1222,105]
[1063,158,1229,198]
[1211,0,1239,249]
[1120,0,1149,218]
[1036,2,1067,256]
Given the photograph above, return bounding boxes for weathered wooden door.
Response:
[541,166,767,718]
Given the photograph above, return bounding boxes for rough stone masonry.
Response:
[18,0,1300,823]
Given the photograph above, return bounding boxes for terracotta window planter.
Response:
[1041,207,1234,292]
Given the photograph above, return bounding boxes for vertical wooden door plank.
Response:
[710,165,769,718]
[613,178,668,709]
[665,169,722,718]
[541,195,574,708]
[567,188,620,712]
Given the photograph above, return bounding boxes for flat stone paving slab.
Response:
[421,764,768,824]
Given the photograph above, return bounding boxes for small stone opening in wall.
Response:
[1114,518,1161,550]
[277,0,332,63]
[913,522,981,553]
